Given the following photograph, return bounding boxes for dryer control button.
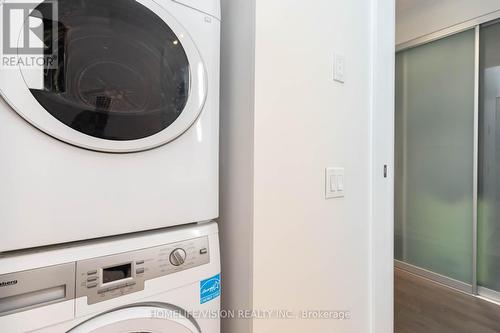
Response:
[136,267,145,274]
[87,282,97,288]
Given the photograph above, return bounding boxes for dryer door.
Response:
[68,305,200,333]
[0,0,207,152]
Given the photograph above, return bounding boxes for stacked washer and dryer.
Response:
[0,0,221,332]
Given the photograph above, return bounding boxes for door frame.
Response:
[370,0,395,332]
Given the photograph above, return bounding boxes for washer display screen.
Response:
[102,263,131,283]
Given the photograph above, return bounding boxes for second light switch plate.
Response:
[325,167,345,199]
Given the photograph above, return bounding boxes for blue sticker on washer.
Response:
[200,274,221,304]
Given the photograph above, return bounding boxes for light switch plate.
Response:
[333,54,345,83]
[325,167,345,199]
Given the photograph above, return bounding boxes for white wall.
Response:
[252,0,374,332]
[397,0,500,44]
[219,0,394,332]
[218,0,255,332]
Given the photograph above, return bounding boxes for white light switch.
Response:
[337,175,344,191]
[333,54,345,83]
[329,175,337,192]
[325,167,345,199]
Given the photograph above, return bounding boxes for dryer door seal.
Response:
[68,305,200,333]
[0,0,207,153]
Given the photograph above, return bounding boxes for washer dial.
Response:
[169,248,187,266]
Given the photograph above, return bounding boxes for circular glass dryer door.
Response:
[68,305,200,333]
[0,0,207,152]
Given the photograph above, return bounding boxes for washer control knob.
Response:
[169,248,187,266]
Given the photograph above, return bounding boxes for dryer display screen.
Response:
[102,263,132,283]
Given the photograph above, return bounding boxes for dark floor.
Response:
[395,268,500,333]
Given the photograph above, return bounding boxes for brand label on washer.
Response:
[200,274,220,304]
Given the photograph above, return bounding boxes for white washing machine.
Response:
[0,222,220,333]
[0,0,220,251]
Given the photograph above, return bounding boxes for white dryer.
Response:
[0,0,220,251]
[0,222,221,333]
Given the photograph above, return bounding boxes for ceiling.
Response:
[396,0,425,15]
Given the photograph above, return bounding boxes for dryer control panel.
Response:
[76,236,210,304]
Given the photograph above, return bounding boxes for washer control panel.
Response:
[76,236,209,304]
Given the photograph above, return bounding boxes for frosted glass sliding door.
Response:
[478,21,500,293]
[395,30,476,284]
